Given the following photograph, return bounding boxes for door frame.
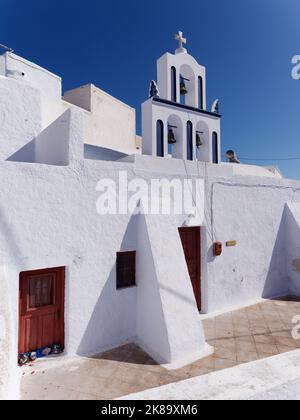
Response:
[18,266,65,355]
[178,226,202,311]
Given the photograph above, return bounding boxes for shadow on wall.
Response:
[7,110,70,166]
[84,144,129,162]
[76,264,119,356]
[0,204,25,268]
[262,210,288,299]
[0,205,25,399]
[76,216,138,357]
[6,137,36,164]
[285,203,300,295]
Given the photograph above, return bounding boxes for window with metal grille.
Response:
[116,251,136,289]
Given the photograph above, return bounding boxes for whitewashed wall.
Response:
[136,211,211,368]
[2,150,300,399]
[64,84,138,155]
[1,52,300,400]
[2,153,299,375]
[2,55,138,155]
[4,53,64,129]
[206,178,300,312]
[0,55,5,76]
[0,156,206,387]
[5,53,61,102]
[0,76,42,161]
[286,202,300,295]
[0,267,19,400]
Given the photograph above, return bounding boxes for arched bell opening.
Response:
[167,114,183,159]
[171,66,177,103]
[195,121,210,162]
[186,121,194,161]
[156,120,164,157]
[198,76,204,110]
[179,64,197,108]
[212,132,219,164]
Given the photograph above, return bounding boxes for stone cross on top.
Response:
[175,31,187,54]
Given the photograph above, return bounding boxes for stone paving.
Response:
[21,296,300,400]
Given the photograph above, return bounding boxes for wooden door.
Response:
[179,227,201,311]
[19,267,65,355]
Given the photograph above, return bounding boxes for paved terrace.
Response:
[21,297,300,400]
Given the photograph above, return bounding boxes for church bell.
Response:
[196,132,203,148]
[168,127,177,144]
[180,77,188,96]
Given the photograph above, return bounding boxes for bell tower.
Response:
[157,31,207,110]
[142,32,221,164]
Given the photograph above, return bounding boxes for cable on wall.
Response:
[231,156,300,162]
[0,43,14,53]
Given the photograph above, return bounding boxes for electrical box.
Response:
[213,242,222,257]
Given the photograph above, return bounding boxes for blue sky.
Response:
[1,0,300,178]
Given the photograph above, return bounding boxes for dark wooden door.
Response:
[19,267,65,355]
[179,227,201,311]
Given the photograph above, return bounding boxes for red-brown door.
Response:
[179,227,201,311]
[19,267,65,355]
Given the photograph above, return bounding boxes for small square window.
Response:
[116,251,136,290]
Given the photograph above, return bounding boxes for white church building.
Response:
[1,32,300,399]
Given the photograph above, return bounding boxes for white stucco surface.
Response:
[0,76,42,161]
[8,109,78,166]
[64,84,139,155]
[285,202,300,294]
[228,162,283,179]
[64,84,92,112]
[3,53,64,129]
[0,54,5,76]
[136,211,212,368]
[0,267,19,400]
[5,53,61,102]
[119,154,300,313]
[84,144,128,162]
[206,180,295,312]
[1,49,300,400]
[2,148,300,399]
